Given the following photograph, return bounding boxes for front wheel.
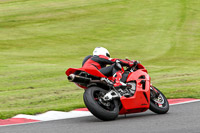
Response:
[83,86,119,121]
[149,86,169,114]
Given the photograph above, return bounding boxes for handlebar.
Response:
[126,61,140,71]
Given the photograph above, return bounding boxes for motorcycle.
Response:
[66,60,169,121]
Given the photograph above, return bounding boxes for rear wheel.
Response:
[149,86,169,114]
[83,86,119,121]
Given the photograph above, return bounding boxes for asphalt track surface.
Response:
[1,102,200,133]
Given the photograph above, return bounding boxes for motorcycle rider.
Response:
[82,47,137,89]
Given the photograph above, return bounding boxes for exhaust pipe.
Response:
[68,74,91,84]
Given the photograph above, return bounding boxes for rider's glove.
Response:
[129,60,140,67]
[128,61,135,67]
[135,60,141,64]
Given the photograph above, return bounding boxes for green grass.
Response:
[0,0,200,119]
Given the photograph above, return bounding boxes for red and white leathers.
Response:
[82,55,135,89]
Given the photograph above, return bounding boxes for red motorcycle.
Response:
[66,60,169,121]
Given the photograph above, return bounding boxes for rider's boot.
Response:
[112,71,131,97]
[112,70,127,89]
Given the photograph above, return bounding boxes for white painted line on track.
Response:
[13,111,92,121]
[1,111,93,127]
[169,99,200,106]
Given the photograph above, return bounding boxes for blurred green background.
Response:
[0,0,200,119]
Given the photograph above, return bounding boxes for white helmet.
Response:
[93,47,110,57]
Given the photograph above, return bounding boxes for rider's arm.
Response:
[91,55,114,64]
[110,58,135,67]
[97,55,135,67]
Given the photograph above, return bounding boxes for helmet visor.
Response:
[106,53,110,57]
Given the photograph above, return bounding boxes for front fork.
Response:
[150,86,160,98]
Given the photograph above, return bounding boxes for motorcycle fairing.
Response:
[119,70,150,114]
[66,66,106,78]
[126,69,150,82]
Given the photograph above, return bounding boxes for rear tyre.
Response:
[149,86,169,114]
[83,86,119,121]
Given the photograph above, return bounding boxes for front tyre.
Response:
[83,86,119,121]
[149,86,169,114]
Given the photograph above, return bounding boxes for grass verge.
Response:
[0,0,200,119]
